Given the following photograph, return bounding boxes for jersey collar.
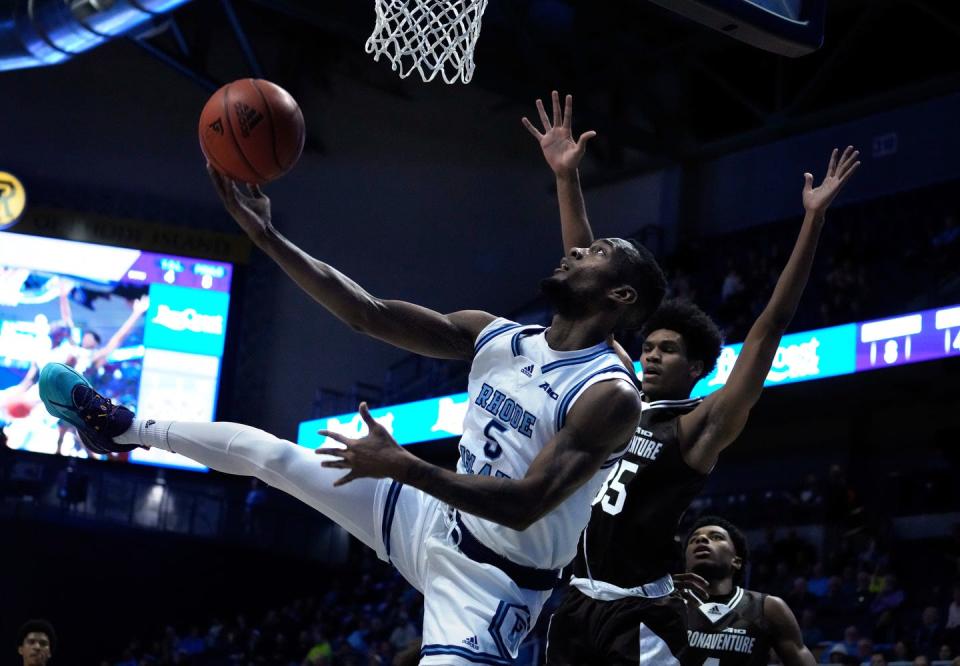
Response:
[697,586,744,624]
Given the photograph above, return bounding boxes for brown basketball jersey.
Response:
[682,588,774,666]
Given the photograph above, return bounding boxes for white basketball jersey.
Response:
[457,317,639,571]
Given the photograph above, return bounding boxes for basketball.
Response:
[198,79,306,185]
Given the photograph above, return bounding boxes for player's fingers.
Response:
[563,94,574,130]
[839,145,856,166]
[248,183,265,198]
[551,90,562,128]
[838,149,859,177]
[206,164,229,200]
[682,573,710,598]
[536,98,551,129]
[317,429,351,445]
[838,160,861,185]
[521,117,543,140]
[826,147,839,177]
[319,458,349,468]
[576,130,597,151]
[803,172,814,192]
[358,402,381,432]
[333,472,358,487]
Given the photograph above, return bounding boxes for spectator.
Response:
[389,610,419,652]
[871,575,907,641]
[828,643,850,664]
[175,626,205,657]
[939,645,954,661]
[303,626,332,665]
[720,263,744,302]
[913,657,930,666]
[17,619,55,666]
[870,653,887,666]
[843,626,861,656]
[946,585,960,647]
[788,576,815,614]
[893,641,911,662]
[915,607,945,660]
[346,617,370,654]
[802,609,826,647]
[244,478,269,538]
[809,563,832,598]
[854,570,877,618]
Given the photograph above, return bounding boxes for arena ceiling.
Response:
[137,0,960,182]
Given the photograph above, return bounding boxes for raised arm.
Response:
[92,295,150,368]
[319,380,641,530]
[59,278,75,329]
[766,595,817,666]
[680,147,860,472]
[207,166,493,361]
[522,91,596,253]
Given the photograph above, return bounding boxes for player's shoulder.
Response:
[761,593,797,625]
[462,312,510,347]
[574,377,642,422]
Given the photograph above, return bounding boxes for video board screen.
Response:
[0,232,232,470]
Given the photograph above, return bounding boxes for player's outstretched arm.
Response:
[92,295,150,368]
[766,595,817,666]
[319,381,640,530]
[680,147,860,472]
[522,91,597,253]
[208,166,493,361]
[58,278,76,329]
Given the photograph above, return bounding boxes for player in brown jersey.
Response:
[523,91,860,665]
[681,516,815,666]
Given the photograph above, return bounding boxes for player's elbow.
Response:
[347,295,388,335]
[509,490,552,531]
[506,510,540,532]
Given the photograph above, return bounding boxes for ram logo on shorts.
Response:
[489,601,532,658]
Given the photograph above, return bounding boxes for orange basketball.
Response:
[199,79,305,185]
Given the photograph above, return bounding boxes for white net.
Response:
[365,0,490,84]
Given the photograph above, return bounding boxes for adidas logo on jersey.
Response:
[462,635,480,650]
[707,604,723,616]
[520,364,534,377]
[234,102,264,137]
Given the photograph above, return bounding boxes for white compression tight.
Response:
[116,419,382,552]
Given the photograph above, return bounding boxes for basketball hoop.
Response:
[365,0,490,84]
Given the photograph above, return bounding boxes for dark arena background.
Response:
[1,0,959,664]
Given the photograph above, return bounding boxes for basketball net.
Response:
[366,0,489,84]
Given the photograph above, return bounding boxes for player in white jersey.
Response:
[37,165,667,664]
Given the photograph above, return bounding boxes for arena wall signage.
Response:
[0,171,26,230]
[298,303,960,448]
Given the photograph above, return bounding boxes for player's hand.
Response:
[802,146,860,218]
[522,91,597,177]
[207,164,273,240]
[317,402,414,486]
[672,572,710,603]
[132,295,150,315]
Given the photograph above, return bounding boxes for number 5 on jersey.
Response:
[592,459,639,515]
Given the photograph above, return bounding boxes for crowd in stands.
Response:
[622,187,958,356]
[362,184,958,409]
[92,460,959,666]
[103,555,423,666]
